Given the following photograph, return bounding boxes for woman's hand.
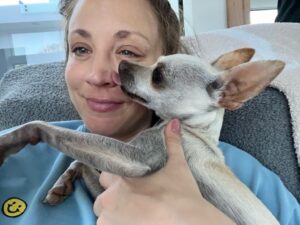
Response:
[93,119,235,225]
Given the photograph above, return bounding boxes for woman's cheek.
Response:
[65,60,86,89]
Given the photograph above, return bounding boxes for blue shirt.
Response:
[0,120,299,224]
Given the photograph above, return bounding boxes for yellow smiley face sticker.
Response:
[2,197,27,218]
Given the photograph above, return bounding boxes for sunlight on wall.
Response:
[250,9,277,24]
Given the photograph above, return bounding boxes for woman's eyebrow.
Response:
[69,29,151,45]
[70,29,91,39]
[114,30,150,44]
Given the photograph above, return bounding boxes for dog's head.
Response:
[117,48,285,126]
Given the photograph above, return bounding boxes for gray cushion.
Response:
[0,62,80,130]
[220,87,300,201]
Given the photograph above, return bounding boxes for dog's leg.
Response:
[43,161,103,205]
[0,121,167,177]
[190,159,279,225]
[82,165,105,198]
[44,160,84,205]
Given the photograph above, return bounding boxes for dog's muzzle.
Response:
[118,61,148,104]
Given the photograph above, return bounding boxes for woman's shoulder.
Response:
[49,120,84,130]
[219,141,300,225]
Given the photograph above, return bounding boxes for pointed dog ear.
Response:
[208,60,285,110]
[212,48,255,70]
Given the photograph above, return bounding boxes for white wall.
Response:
[251,0,277,10]
[183,0,227,36]
[169,0,179,16]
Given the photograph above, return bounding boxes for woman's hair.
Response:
[59,0,184,61]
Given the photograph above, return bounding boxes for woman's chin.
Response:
[83,116,125,137]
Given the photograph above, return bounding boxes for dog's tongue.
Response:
[112,73,122,85]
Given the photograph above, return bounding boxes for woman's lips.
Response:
[86,98,124,113]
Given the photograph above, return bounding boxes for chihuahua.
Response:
[0,48,284,225]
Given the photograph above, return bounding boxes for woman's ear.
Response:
[209,60,285,110]
[211,48,255,71]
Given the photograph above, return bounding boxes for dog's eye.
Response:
[152,67,164,85]
[206,78,224,96]
[210,79,223,89]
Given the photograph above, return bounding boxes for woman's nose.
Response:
[86,54,119,87]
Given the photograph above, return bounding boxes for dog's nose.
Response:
[118,60,135,76]
[117,61,135,88]
[118,60,132,74]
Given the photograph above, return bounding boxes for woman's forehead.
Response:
[69,0,160,43]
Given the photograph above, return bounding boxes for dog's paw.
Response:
[43,185,71,205]
[43,178,75,205]
[43,169,78,205]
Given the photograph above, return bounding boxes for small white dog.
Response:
[0,48,284,225]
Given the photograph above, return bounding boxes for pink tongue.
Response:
[112,73,122,85]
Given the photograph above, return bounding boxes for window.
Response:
[12,31,63,54]
[250,9,277,24]
[0,0,49,6]
[0,0,63,76]
[0,0,183,76]
[250,0,277,24]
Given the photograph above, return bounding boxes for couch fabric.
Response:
[0,62,80,129]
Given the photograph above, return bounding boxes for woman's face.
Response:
[65,0,163,140]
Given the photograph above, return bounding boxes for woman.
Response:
[0,0,299,224]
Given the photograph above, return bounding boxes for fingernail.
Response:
[171,119,180,134]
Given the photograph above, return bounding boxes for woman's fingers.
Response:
[164,119,190,168]
[99,172,119,189]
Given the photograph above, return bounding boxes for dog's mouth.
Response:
[121,86,148,104]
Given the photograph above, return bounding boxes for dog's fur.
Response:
[0,48,284,225]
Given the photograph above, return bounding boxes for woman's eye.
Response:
[72,47,90,57]
[119,50,139,58]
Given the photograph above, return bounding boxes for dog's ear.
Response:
[208,60,285,110]
[212,48,255,70]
